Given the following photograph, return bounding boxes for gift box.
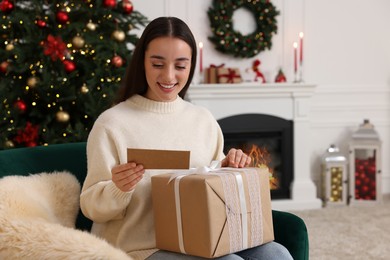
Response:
[217,67,242,84]
[204,64,224,84]
[151,167,274,258]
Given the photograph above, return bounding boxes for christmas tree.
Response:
[0,0,148,149]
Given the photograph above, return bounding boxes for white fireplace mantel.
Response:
[187,83,322,211]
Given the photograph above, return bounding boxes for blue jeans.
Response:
[146,242,293,260]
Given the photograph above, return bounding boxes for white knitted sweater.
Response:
[80,94,225,259]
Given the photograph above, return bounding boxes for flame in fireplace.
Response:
[247,144,279,190]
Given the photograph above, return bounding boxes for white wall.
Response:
[304,0,390,195]
[131,0,390,194]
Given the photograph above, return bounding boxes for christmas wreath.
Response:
[208,0,279,58]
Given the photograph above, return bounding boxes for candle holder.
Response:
[293,70,300,83]
[298,62,304,83]
[293,64,304,83]
[294,71,299,83]
[198,71,204,84]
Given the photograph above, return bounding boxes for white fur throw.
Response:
[0,171,132,259]
[0,171,80,227]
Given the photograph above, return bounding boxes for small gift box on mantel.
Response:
[151,166,274,258]
[217,67,243,84]
[204,64,225,84]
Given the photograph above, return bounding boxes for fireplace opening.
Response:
[218,114,293,199]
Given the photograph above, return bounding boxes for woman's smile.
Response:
[159,82,177,90]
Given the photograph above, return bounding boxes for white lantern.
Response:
[321,144,348,206]
[349,119,382,205]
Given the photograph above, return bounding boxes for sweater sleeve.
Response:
[80,120,132,223]
[214,121,226,162]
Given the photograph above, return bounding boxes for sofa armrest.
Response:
[272,210,309,260]
[0,142,92,231]
[0,142,87,182]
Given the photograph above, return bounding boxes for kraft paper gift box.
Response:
[204,64,224,84]
[217,67,243,84]
[151,167,274,258]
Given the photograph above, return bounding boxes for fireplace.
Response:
[218,114,293,200]
[187,83,322,210]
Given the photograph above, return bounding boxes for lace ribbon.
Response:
[169,166,263,254]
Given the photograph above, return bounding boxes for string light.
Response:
[0,0,148,148]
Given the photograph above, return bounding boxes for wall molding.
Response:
[310,84,390,129]
[312,104,390,112]
[311,120,390,129]
[314,84,390,94]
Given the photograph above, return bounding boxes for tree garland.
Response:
[208,0,280,58]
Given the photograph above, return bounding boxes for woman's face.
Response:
[144,37,192,102]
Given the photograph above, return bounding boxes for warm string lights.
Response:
[0,0,148,149]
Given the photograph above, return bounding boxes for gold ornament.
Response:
[27,76,38,88]
[80,84,89,94]
[56,111,70,123]
[112,30,125,41]
[72,36,85,49]
[87,21,97,31]
[6,44,14,51]
[4,140,15,148]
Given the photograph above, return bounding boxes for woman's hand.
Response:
[111,162,145,192]
[221,148,252,168]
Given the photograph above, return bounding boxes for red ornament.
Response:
[14,100,27,113]
[275,68,287,83]
[103,0,116,8]
[122,0,133,14]
[355,179,361,187]
[368,165,376,174]
[354,157,377,200]
[36,19,47,28]
[43,35,67,61]
[111,55,124,67]
[0,0,14,13]
[63,60,76,73]
[56,11,69,24]
[0,61,9,73]
[13,122,39,147]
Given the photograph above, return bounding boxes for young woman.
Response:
[80,17,292,260]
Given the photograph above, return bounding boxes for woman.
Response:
[80,17,292,260]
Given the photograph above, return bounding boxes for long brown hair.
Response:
[116,17,197,103]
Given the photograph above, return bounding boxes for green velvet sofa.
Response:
[0,142,309,259]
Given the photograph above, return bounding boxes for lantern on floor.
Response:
[321,144,348,206]
[349,119,382,205]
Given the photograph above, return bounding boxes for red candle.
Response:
[199,42,203,73]
[293,42,298,73]
[299,32,304,64]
